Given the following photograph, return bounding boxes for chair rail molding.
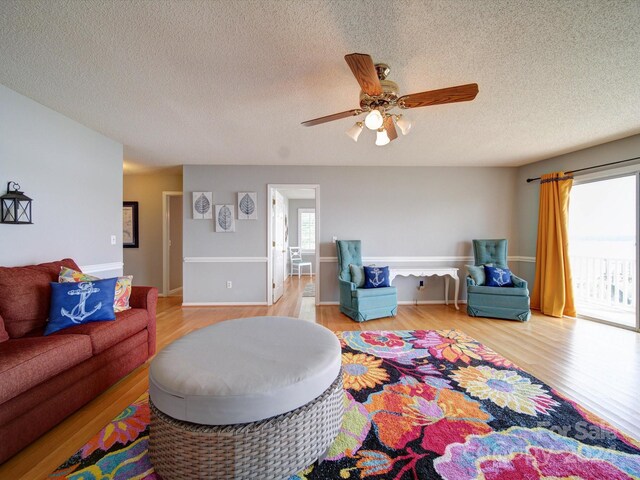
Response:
[319,256,535,263]
[79,262,124,274]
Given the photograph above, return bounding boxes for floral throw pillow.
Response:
[59,267,133,312]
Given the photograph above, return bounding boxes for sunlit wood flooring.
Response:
[2,274,639,479]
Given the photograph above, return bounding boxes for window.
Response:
[569,174,637,329]
[298,208,315,252]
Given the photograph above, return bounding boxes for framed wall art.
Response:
[237,192,257,220]
[192,192,213,219]
[123,201,139,248]
[215,204,235,232]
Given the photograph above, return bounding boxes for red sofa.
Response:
[0,259,157,463]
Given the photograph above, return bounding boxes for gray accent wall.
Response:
[183,165,518,304]
[0,84,123,271]
[515,133,640,284]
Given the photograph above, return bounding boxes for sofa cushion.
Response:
[467,285,529,297]
[0,334,92,403]
[352,286,397,298]
[0,259,80,338]
[51,308,149,354]
[0,314,8,343]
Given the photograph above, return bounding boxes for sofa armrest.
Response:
[339,279,356,306]
[510,274,528,289]
[129,286,158,357]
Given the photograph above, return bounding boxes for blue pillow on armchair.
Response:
[364,266,391,288]
[45,278,117,335]
[484,265,514,287]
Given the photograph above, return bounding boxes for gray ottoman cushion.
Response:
[149,316,342,425]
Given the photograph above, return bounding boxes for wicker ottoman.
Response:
[148,316,344,480]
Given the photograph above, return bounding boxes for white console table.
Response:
[389,268,460,310]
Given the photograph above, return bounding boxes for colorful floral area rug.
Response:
[50,329,640,479]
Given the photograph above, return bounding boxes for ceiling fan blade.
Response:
[301,109,362,127]
[398,83,479,109]
[384,116,398,141]
[344,53,383,96]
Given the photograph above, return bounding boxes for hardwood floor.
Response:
[2,276,639,479]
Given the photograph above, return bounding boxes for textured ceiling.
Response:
[1,0,639,168]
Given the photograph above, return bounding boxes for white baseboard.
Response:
[182,301,268,306]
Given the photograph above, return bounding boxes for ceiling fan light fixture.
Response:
[346,122,364,142]
[375,128,390,146]
[364,109,384,130]
[396,115,412,135]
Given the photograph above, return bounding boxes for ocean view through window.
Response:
[568,174,637,328]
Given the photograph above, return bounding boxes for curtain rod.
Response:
[525,156,640,183]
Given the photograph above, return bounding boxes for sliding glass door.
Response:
[568,174,638,329]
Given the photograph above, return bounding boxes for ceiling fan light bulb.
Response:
[346,122,364,142]
[364,109,384,130]
[375,128,390,146]
[396,115,412,135]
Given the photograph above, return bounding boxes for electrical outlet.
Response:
[110,235,117,245]
[226,281,232,289]
[332,236,338,243]
[417,280,425,291]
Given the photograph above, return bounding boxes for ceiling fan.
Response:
[301,53,479,146]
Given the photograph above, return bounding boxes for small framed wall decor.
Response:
[237,192,257,220]
[123,201,139,248]
[192,192,213,219]
[215,204,236,232]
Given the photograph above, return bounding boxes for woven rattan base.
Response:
[149,374,344,480]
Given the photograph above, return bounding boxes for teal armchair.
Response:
[336,240,397,322]
[466,239,531,321]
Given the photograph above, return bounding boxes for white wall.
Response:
[0,84,123,276]
[183,165,519,304]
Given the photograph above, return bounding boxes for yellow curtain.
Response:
[531,171,576,317]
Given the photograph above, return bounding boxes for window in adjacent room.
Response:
[298,208,316,253]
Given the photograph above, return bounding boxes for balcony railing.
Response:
[571,256,636,312]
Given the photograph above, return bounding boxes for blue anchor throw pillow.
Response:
[363,265,391,288]
[484,265,514,287]
[45,277,118,335]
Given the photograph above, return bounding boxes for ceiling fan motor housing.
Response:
[359,78,399,110]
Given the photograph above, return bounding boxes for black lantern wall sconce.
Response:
[1,182,33,224]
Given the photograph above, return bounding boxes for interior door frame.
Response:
[162,191,183,297]
[267,184,320,306]
[570,168,640,332]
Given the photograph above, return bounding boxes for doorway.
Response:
[267,185,319,306]
[569,174,638,329]
[162,191,183,297]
